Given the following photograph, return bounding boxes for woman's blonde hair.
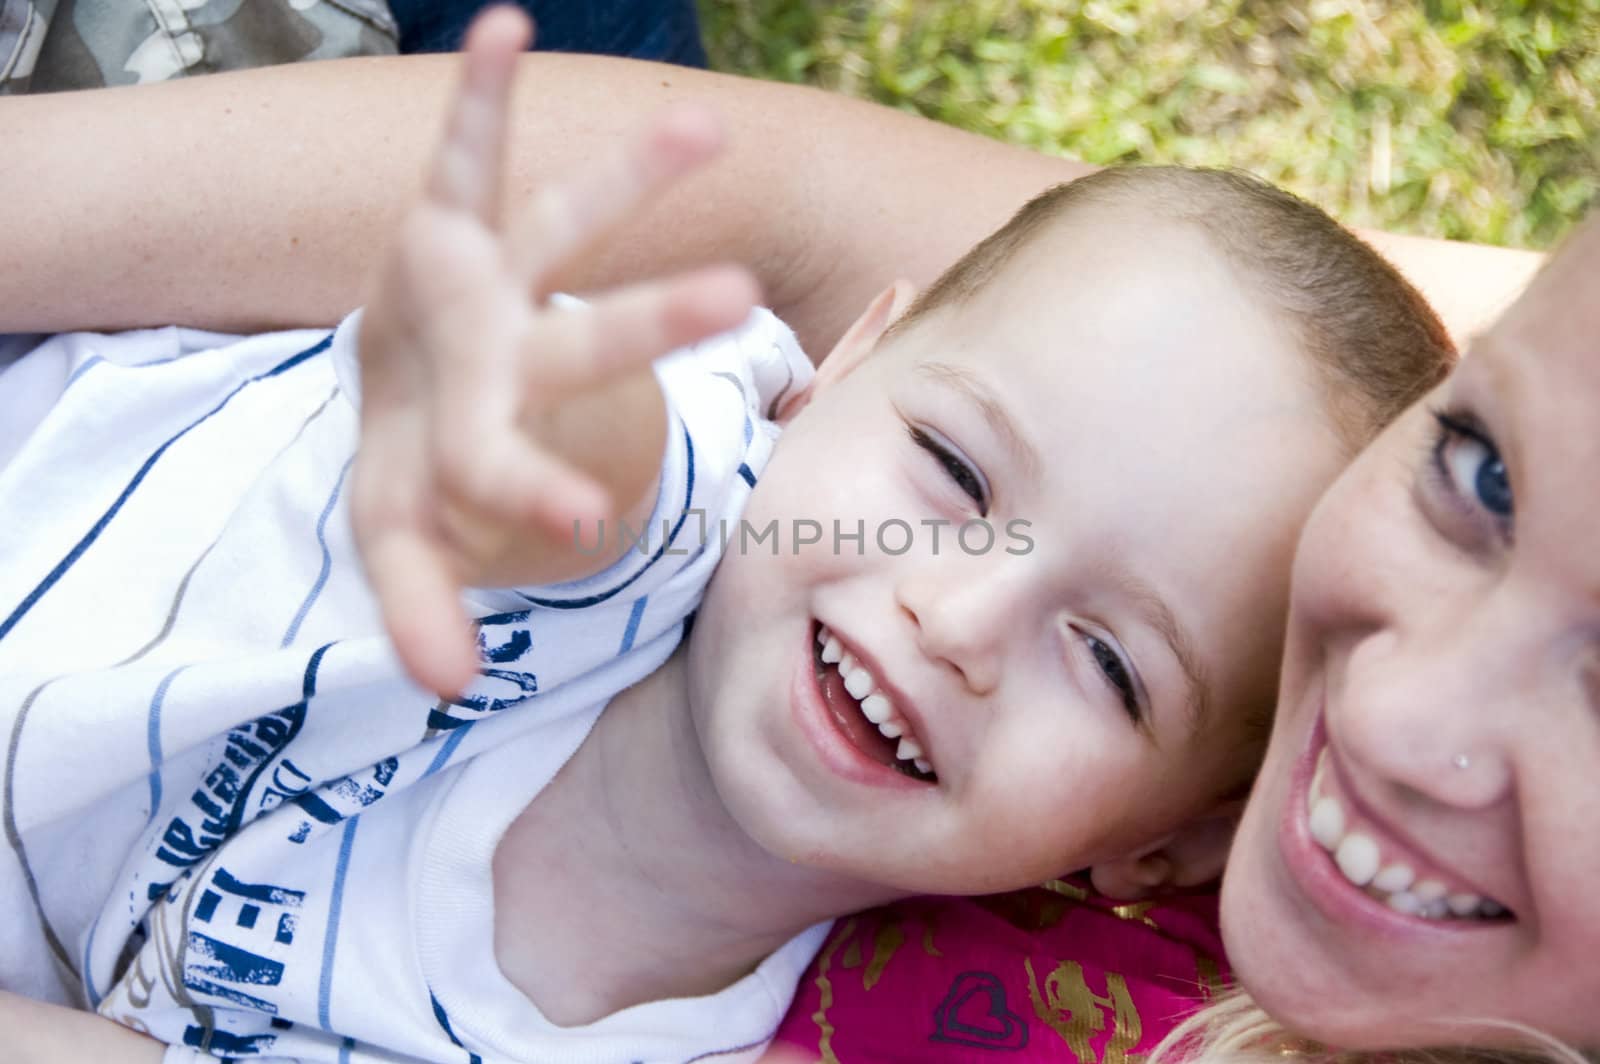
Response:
[1150,988,1594,1064]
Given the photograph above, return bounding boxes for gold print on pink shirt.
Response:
[1024,958,1145,1064]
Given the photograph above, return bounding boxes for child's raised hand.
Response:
[351,5,758,700]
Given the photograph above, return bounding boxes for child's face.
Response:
[688,215,1349,895]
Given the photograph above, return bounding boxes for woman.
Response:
[0,35,1584,1063]
[1211,211,1600,1056]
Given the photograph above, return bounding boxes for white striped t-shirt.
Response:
[0,305,826,1063]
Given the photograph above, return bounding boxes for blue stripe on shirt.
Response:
[79,664,193,1007]
[61,355,103,392]
[316,816,360,1033]
[0,334,332,644]
[282,456,354,648]
[422,720,476,779]
[619,596,648,655]
[144,666,186,826]
[430,992,484,1064]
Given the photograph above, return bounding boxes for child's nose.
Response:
[895,560,1028,697]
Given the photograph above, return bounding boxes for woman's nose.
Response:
[1332,605,1530,811]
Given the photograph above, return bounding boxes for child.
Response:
[0,9,1451,1062]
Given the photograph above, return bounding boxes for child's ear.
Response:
[1087,803,1244,901]
[773,279,917,424]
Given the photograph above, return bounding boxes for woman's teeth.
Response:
[1307,750,1506,921]
[817,624,934,777]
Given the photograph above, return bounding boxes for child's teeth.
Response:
[1447,892,1482,916]
[1371,863,1415,893]
[816,634,932,780]
[1309,797,1345,850]
[860,694,892,723]
[1334,833,1380,887]
[1480,900,1505,918]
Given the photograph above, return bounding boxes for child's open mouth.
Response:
[812,621,936,784]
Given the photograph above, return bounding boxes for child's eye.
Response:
[1431,409,1513,519]
[1085,633,1142,724]
[908,425,989,516]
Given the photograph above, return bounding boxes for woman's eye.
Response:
[908,425,988,515]
[1086,634,1141,724]
[1433,411,1512,518]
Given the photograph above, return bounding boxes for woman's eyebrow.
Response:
[913,361,1040,481]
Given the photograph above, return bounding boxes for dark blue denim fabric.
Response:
[387,0,707,67]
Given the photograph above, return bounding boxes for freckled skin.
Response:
[1223,218,1600,1049]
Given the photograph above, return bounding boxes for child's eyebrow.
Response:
[1112,566,1213,737]
[912,361,1041,482]
[912,359,1210,734]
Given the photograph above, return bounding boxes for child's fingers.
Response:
[424,5,532,222]
[528,265,761,393]
[507,105,727,290]
[362,528,481,700]
[438,427,612,533]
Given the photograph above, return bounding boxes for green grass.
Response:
[699,0,1599,249]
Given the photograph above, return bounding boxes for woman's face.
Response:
[1222,219,1600,1050]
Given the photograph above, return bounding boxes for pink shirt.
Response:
[771,881,1227,1061]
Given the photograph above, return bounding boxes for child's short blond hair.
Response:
[892,166,1455,453]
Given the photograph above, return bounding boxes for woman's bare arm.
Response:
[0,52,1087,355]
[0,50,1540,351]
[1355,228,1543,344]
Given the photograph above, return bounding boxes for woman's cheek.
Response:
[1288,435,1418,647]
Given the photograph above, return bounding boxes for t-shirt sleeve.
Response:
[326,296,812,616]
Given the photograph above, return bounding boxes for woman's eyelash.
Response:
[1431,406,1491,450]
[908,425,989,515]
[1086,634,1142,724]
[1429,406,1513,523]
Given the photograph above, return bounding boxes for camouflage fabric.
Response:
[0,0,398,94]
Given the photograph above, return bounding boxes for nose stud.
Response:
[1452,753,1471,771]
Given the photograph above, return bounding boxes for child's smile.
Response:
[810,619,938,783]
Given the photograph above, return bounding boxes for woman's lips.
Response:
[1306,747,1506,920]
[1276,702,1510,936]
